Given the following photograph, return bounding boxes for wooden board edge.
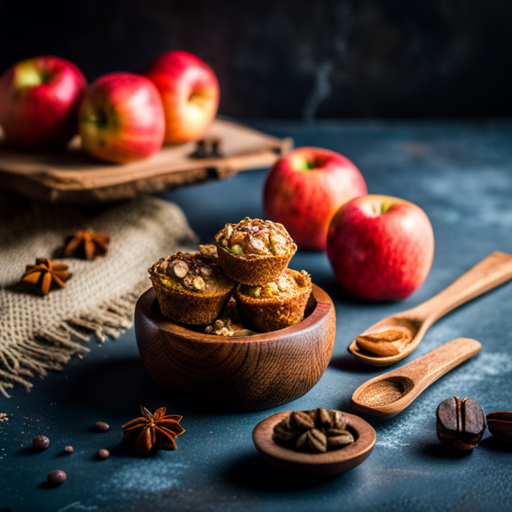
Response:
[0,143,293,203]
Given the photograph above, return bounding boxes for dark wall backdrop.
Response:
[0,0,510,119]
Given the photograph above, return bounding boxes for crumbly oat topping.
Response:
[240,270,310,299]
[214,217,295,257]
[151,248,231,293]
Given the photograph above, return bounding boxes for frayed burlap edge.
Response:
[0,279,149,398]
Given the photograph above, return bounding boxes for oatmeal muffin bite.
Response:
[203,297,257,337]
[235,269,312,332]
[214,217,297,285]
[149,245,236,325]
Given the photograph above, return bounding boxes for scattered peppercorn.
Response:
[47,470,67,484]
[96,421,110,431]
[97,449,110,459]
[32,435,50,450]
[64,446,74,453]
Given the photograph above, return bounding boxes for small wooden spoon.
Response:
[348,251,512,366]
[351,338,481,417]
[253,410,376,477]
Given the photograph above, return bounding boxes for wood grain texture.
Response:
[348,252,512,366]
[135,284,336,410]
[252,410,376,477]
[351,338,482,417]
[0,118,292,203]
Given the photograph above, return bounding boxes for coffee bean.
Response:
[97,449,110,459]
[318,408,333,427]
[487,411,512,442]
[436,396,486,450]
[96,421,110,431]
[307,428,327,453]
[294,431,309,451]
[47,470,66,484]
[64,446,74,453]
[273,429,297,444]
[333,410,347,430]
[289,411,315,431]
[327,431,355,447]
[32,435,50,450]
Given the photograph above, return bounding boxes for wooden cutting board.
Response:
[0,118,292,203]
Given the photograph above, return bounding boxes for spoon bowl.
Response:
[348,317,424,366]
[354,376,415,408]
[252,410,376,477]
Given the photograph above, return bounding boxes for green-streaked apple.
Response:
[79,73,165,164]
[327,195,434,301]
[263,147,367,251]
[0,55,87,150]
[144,50,219,145]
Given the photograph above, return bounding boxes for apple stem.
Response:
[380,202,395,214]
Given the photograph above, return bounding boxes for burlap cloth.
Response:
[0,194,198,397]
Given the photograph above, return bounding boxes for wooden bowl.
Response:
[252,410,376,477]
[135,284,336,410]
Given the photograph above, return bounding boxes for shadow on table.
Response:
[309,273,369,306]
[329,354,381,375]
[15,446,41,456]
[480,436,512,452]
[43,356,174,416]
[418,441,474,460]
[43,355,265,423]
[225,454,347,493]
[37,481,63,490]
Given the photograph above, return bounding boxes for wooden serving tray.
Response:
[0,118,292,203]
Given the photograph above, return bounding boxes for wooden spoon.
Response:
[348,251,512,366]
[253,410,376,477]
[351,338,481,417]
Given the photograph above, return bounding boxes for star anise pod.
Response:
[122,406,185,455]
[21,258,72,295]
[64,228,110,261]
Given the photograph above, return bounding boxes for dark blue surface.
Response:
[2,120,512,512]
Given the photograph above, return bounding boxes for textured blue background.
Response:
[1,121,512,511]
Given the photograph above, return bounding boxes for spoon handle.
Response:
[396,338,481,388]
[408,252,512,324]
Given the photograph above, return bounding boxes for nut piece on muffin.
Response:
[236,269,312,332]
[215,217,297,285]
[149,246,236,325]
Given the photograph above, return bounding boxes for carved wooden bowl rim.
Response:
[252,410,376,474]
[138,282,333,345]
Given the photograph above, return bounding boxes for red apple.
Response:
[327,195,434,301]
[263,147,368,251]
[0,55,87,150]
[79,73,165,164]
[144,50,219,145]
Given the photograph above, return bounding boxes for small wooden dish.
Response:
[135,284,336,410]
[252,410,376,477]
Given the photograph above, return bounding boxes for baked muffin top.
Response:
[150,245,234,294]
[215,217,296,258]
